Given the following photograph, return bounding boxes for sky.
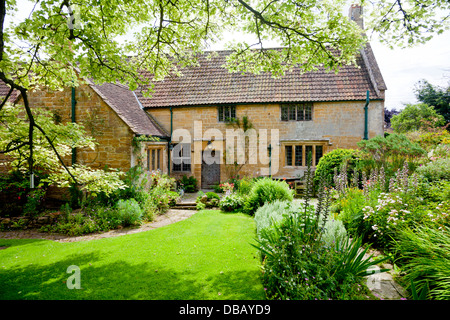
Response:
[369,31,450,111]
[10,1,450,111]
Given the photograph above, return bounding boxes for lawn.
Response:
[0,210,265,300]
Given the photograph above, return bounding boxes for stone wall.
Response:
[147,100,384,185]
[7,80,135,172]
[0,80,136,200]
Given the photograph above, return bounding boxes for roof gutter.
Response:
[364,90,369,140]
[168,107,173,175]
[71,86,77,164]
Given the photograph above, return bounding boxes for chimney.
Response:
[349,4,364,29]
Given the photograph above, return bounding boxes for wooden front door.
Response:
[201,150,220,189]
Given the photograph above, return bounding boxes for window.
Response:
[281,103,313,121]
[285,146,293,166]
[147,148,162,171]
[284,143,325,167]
[315,145,323,166]
[294,145,302,166]
[218,106,236,122]
[172,143,191,172]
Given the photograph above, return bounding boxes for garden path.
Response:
[364,249,408,300]
[0,209,196,242]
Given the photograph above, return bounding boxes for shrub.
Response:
[321,218,348,248]
[236,176,254,195]
[415,158,450,182]
[409,130,450,151]
[332,188,368,237]
[196,191,220,209]
[391,103,445,133]
[23,187,47,217]
[357,133,426,174]
[116,198,143,227]
[148,186,179,214]
[254,200,303,237]
[94,205,123,230]
[178,175,198,193]
[314,148,358,190]
[257,212,385,300]
[243,178,294,215]
[138,192,158,221]
[206,192,220,200]
[0,170,48,218]
[219,193,245,212]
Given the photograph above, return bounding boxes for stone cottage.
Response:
[0,5,386,190]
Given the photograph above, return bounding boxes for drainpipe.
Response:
[71,86,77,164]
[168,107,173,175]
[364,90,369,140]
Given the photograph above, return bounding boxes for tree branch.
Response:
[0,86,13,112]
[33,122,78,184]
[236,0,339,65]
[0,141,29,154]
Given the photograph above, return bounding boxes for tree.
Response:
[384,107,400,129]
[1,0,449,188]
[0,103,125,194]
[361,0,450,48]
[357,133,426,173]
[391,103,446,133]
[414,79,450,124]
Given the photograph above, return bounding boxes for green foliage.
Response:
[332,187,368,237]
[235,176,254,195]
[361,185,450,248]
[218,193,245,212]
[44,204,124,236]
[149,186,179,214]
[23,188,46,218]
[415,158,450,182]
[407,130,450,152]
[391,103,445,133]
[333,236,389,278]
[254,200,304,237]
[415,180,450,203]
[115,198,143,227]
[243,177,294,215]
[0,171,34,217]
[256,212,385,300]
[313,148,359,189]
[364,0,450,48]
[252,160,383,300]
[396,225,450,300]
[177,175,198,193]
[0,104,125,195]
[414,79,450,123]
[410,279,429,300]
[196,191,220,209]
[321,218,348,248]
[357,133,426,174]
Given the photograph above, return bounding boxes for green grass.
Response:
[0,210,265,300]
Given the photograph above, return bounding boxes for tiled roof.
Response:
[87,80,169,137]
[0,79,168,138]
[137,45,386,108]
